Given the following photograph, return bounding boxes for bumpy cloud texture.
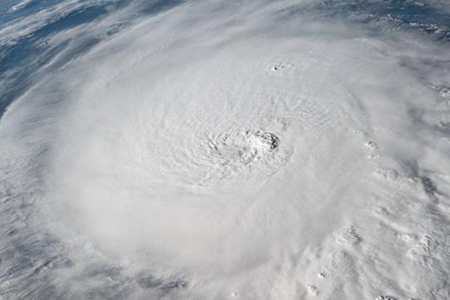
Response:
[1,0,450,299]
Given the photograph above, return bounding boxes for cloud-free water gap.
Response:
[280,0,450,41]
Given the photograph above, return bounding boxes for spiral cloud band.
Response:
[1,0,450,299]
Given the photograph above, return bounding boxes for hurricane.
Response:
[1,0,450,299]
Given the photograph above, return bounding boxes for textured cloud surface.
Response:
[1,0,450,299]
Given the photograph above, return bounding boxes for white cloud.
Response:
[1,0,450,299]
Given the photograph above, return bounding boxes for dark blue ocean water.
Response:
[0,0,449,119]
[0,0,185,118]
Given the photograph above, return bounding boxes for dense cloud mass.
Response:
[1,0,450,299]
